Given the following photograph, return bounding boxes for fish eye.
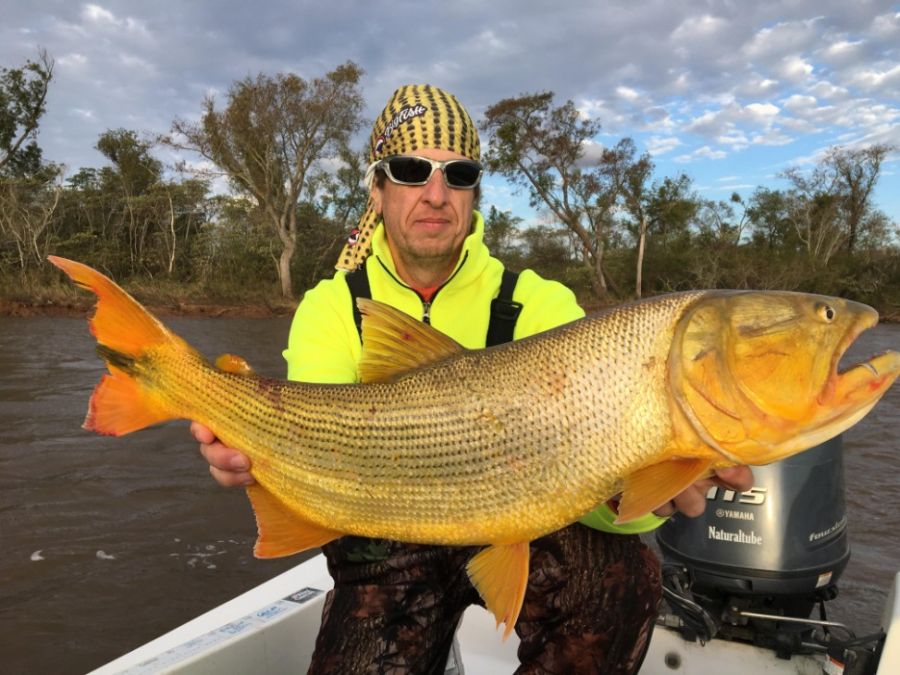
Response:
[816,303,836,322]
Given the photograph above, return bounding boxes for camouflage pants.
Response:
[308,523,661,674]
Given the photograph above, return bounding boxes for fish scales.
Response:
[147,292,706,545]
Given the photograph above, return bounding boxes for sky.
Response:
[2,0,899,228]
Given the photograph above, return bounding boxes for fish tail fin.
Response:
[48,256,184,436]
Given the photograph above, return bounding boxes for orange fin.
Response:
[215,353,255,376]
[615,457,714,524]
[246,485,342,558]
[85,368,174,435]
[466,542,530,640]
[48,256,184,356]
[357,298,464,383]
[48,256,194,436]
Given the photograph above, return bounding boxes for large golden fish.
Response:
[49,256,899,637]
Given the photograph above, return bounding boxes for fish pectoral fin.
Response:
[357,298,465,383]
[215,353,255,376]
[615,457,714,524]
[246,485,343,558]
[465,542,530,640]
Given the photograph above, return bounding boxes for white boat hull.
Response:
[90,554,900,674]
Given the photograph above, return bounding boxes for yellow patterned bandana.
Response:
[335,84,481,271]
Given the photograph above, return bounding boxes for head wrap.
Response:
[335,84,481,271]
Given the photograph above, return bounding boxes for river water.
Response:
[0,316,898,674]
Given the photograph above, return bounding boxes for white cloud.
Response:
[615,86,640,102]
[671,14,729,42]
[807,80,849,100]
[717,130,749,149]
[745,102,780,121]
[82,4,116,24]
[752,130,794,146]
[0,0,897,223]
[694,147,727,160]
[783,94,817,112]
[847,64,900,93]
[869,11,900,39]
[57,53,89,70]
[81,4,151,38]
[743,18,819,60]
[674,145,728,163]
[777,55,814,83]
[579,140,606,165]
[819,39,864,66]
[645,136,682,155]
[737,75,780,98]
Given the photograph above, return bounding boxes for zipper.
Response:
[374,251,469,325]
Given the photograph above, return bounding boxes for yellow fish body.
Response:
[49,256,900,637]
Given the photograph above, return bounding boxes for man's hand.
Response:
[653,466,754,518]
[191,421,255,487]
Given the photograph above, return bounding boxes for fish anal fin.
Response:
[357,298,464,383]
[466,542,529,640]
[615,457,714,524]
[246,485,342,558]
[215,353,255,376]
[85,369,173,435]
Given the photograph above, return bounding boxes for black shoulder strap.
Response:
[486,269,522,347]
[348,261,522,347]
[345,260,371,339]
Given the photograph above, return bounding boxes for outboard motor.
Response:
[658,435,850,612]
[653,435,888,670]
[656,436,887,672]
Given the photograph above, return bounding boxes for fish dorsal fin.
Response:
[466,542,530,640]
[215,353,255,376]
[615,457,714,524]
[246,485,343,558]
[357,298,464,383]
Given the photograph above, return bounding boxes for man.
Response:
[194,84,753,674]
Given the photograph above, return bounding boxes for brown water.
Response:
[0,316,897,674]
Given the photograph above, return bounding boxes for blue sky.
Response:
[2,1,898,230]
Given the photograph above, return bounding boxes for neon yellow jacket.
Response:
[283,210,665,534]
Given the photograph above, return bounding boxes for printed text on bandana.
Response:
[374,104,428,155]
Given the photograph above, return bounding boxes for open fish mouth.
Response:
[830,305,889,379]
[832,346,900,401]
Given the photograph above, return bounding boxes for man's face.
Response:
[371,148,475,281]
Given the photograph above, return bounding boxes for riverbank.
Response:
[0,298,297,318]
[0,282,298,318]
[2,287,897,321]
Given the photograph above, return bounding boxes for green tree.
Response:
[296,145,370,289]
[0,50,53,176]
[745,187,795,251]
[0,162,63,277]
[481,92,616,298]
[167,62,365,298]
[483,205,524,266]
[824,144,894,253]
[780,144,896,266]
[95,129,165,273]
[597,138,655,297]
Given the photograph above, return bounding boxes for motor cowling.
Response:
[656,435,850,614]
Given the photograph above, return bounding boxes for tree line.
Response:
[1,54,897,315]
